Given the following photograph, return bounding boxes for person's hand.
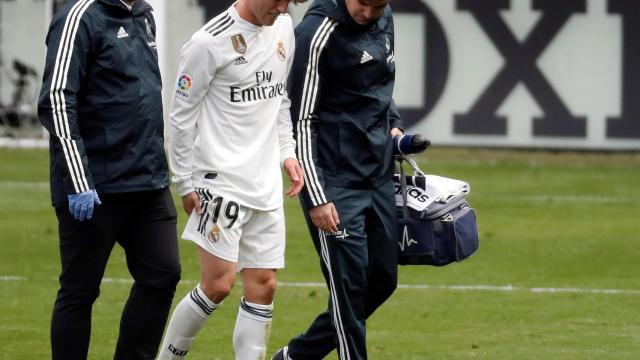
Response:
[390,127,403,138]
[68,189,101,221]
[181,191,203,216]
[283,158,304,197]
[309,202,340,233]
[393,133,431,156]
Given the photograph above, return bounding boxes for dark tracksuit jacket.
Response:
[38,2,179,359]
[287,0,401,359]
[38,0,169,206]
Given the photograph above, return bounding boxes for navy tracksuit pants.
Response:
[288,181,399,360]
[50,188,181,360]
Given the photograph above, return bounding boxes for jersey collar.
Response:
[228,3,264,33]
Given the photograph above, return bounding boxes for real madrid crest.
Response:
[145,18,157,49]
[232,34,247,54]
[277,41,286,61]
[208,225,221,243]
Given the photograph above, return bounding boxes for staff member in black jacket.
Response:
[38,1,180,359]
[273,0,402,359]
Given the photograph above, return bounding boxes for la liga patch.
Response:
[176,73,192,98]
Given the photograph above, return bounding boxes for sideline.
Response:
[2,276,639,296]
[0,181,635,204]
[0,137,48,148]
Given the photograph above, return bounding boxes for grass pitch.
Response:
[1,147,639,359]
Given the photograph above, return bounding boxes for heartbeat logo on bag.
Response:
[398,225,418,251]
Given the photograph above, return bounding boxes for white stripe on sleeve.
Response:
[296,18,337,206]
[49,0,95,193]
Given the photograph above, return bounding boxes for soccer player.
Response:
[38,0,180,359]
[157,0,305,359]
[272,0,403,359]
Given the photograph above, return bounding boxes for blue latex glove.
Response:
[392,133,430,156]
[68,189,102,221]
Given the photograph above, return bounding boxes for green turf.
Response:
[1,147,639,359]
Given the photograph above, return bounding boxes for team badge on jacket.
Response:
[232,34,247,54]
[145,18,157,49]
[277,41,286,61]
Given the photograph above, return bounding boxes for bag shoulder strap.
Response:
[396,156,427,220]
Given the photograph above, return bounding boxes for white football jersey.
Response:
[169,5,297,211]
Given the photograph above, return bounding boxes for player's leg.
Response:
[114,188,181,359]
[233,269,277,360]
[233,206,284,360]
[158,190,243,359]
[51,199,118,360]
[363,181,398,316]
[157,248,237,359]
[286,188,370,360]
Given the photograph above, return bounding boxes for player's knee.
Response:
[200,279,235,303]
[260,276,277,302]
[245,272,277,304]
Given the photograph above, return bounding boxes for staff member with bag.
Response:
[273,0,404,358]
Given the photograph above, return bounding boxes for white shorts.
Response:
[182,188,285,270]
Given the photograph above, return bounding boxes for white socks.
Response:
[157,285,217,360]
[232,297,274,360]
[157,288,274,360]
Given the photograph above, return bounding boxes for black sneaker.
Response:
[271,346,289,360]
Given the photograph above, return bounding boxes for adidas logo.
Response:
[233,56,248,65]
[117,26,129,39]
[360,50,373,64]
